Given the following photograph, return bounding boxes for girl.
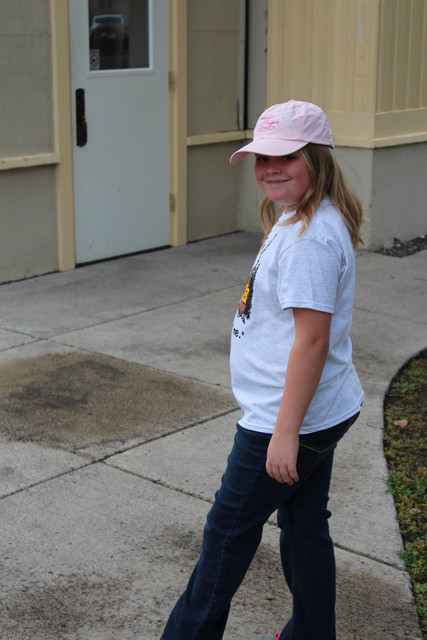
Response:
[160,100,364,640]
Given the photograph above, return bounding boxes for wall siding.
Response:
[267,0,380,113]
[377,0,427,111]
[267,0,427,146]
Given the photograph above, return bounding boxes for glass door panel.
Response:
[88,0,150,71]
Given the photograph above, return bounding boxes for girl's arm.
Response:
[266,307,332,485]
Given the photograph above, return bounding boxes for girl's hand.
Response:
[266,431,300,485]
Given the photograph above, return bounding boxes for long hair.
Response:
[258,144,364,247]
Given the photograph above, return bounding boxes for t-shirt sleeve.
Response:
[277,238,341,313]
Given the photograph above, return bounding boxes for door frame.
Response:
[51,0,188,272]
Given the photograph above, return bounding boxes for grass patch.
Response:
[384,349,427,638]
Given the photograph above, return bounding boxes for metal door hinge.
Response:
[169,193,175,212]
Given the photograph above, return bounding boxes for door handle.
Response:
[76,88,87,146]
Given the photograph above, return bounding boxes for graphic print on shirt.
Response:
[238,263,258,323]
[233,233,278,339]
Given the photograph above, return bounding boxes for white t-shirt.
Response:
[230,198,364,435]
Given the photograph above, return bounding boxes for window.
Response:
[88,0,150,71]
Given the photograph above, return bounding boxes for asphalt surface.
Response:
[0,231,425,640]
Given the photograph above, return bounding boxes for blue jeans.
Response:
[160,413,359,640]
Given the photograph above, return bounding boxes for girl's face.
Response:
[254,151,311,212]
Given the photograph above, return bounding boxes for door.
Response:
[69,0,169,264]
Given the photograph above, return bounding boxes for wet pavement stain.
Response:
[0,352,236,454]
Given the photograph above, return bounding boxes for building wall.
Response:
[0,0,58,283]
[187,143,242,240]
[236,0,269,237]
[0,167,57,282]
[333,142,427,250]
[1,0,425,284]
[261,0,427,248]
[187,0,244,136]
[370,142,427,247]
[333,147,374,247]
[245,0,268,129]
[237,158,265,236]
[0,0,54,155]
[186,0,268,243]
[197,0,427,248]
[186,0,243,241]
[377,0,427,112]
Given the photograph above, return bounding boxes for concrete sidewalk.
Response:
[0,232,425,640]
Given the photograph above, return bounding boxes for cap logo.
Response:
[256,117,279,134]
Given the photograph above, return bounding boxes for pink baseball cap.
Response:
[230,100,334,164]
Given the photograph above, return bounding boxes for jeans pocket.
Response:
[296,439,331,479]
[299,440,336,455]
[296,412,360,477]
[299,412,360,451]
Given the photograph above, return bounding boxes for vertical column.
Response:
[51,0,76,271]
[169,0,187,246]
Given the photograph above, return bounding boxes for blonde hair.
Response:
[258,144,364,247]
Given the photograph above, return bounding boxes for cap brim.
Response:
[229,138,307,165]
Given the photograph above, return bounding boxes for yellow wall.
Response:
[377,0,427,111]
[267,0,427,147]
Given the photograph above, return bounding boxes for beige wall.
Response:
[187,143,241,240]
[235,0,268,236]
[246,0,268,127]
[187,0,244,135]
[0,167,58,282]
[0,0,58,283]
[0,0,54,156]
[186,0,245,241]
[237,157,265,235]
[186,0,268,242]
